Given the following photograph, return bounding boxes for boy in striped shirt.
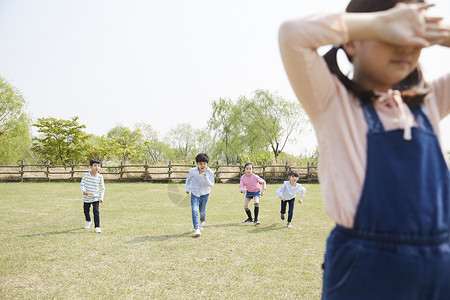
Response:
[80,158,105,233]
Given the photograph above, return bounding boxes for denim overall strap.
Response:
[362,105,385,134]
[348,104,450,244]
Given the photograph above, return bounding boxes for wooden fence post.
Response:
[144,161,149,181]
[215,161,219,183]
[20,160,24,181]
[70,161,75,181]
[168,161,172,182]
[120,161,124,181]
[307,162,310,183]
[46,161,50,181]
[262,162,266,179]
[285,162,289,179]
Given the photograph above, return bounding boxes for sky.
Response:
[0,0,449,155]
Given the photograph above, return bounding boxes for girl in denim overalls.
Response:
[279,0,450,299]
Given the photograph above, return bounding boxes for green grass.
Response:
[0,182,334,299]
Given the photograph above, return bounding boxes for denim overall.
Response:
[322,105,450,300]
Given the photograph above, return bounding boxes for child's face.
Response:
[197,161,207,171]
[289,175,299,184]
[90,163,101,173]
[349,40,421,91]
[244,165,253,175]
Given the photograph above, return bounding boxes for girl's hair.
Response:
[323,0,429,106]
[243,162,253,170]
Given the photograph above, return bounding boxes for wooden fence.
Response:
[0,161,318,183]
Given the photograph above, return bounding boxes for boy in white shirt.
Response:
[276,170,306,228]
[185,153,215,237]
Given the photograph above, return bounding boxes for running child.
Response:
[185,153,215,237]
[276,170,306,228]
[279,1,450,298]
[80,158,105,233]
[239,162,266,225]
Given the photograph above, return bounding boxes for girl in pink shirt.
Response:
[279,0,450,299]
[239,162,266,225]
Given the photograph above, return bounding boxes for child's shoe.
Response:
[287,223,292,228]
[85,221,92,229]
[200,221,205,230]
[254,220,261,225]
[280,214,285,221]
[242,218,253,223]
[95,227,102,233]
[193,229,201,237]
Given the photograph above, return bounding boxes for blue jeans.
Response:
[280,198,295,222]
[191,193,209,229]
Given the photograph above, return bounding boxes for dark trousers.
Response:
[280,198,295,222]
[84,201,100,228]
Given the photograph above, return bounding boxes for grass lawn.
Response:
[0,182,334,299]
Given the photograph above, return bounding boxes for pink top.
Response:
[239,173,266,193]
[279,14,450,228]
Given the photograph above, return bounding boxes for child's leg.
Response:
[92,201,100,228]
[198,194,209,223]
[244,198,253,221]
[287,199,295,223]
[83,202,92,221]
[280,200,287,219]
[253,197,260,221]
[190,194,200,229]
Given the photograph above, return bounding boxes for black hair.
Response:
[243,162,253,170]
[195,153,209,163]
[287,170,299,177]
[90,158,102,166]
[323,0,429,107]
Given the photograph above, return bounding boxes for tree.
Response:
[244,89,310,161]
[165,123,199,161]
[103,125,146,163]
[208,97,248,164]
[135,123,171,164]
[32,117,90,164]
[0,76,32,163]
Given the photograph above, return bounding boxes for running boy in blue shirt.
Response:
[185,153,215,237]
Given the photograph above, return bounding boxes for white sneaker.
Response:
[200,221,205,230]
[193,229,201,237]
[85,221,92,229]
[287,223,292,228]
[95,227,102,233]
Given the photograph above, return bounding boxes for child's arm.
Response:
[204,169,214,187]
[279,4,449,120]
[298,186,306,204]
[276,184,287,201]
[258,176,266,196]
[185,170,192,194]
[80,174,88,196]
[239,176,245,193]
[99,176,105,203]
[342,4,447,47]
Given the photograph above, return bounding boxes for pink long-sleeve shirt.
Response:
[239,173,266,193]
[279,13,450,228]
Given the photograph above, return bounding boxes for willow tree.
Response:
[0,76,32,163]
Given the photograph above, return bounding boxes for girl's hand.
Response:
[280,197,287,201]
[83,191,89,196]
[377,3,449,47]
